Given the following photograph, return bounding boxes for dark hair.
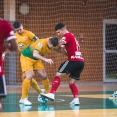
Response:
[49,37,58,47]
[13,21,22,28]
[55,22,66,31]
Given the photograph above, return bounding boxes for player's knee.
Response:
[69,78,76,84]
[56,72,65,78]
[26,73,34,79]
[40,74,47,80]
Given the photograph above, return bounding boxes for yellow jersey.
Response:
[15,29,38,53]
[22,38,51,60]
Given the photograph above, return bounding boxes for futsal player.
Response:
[0,18,18,111]
[19,37,58,105]
[13,21,51,105]
[41,22,84,106]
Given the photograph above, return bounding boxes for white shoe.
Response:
[19,98,32,106]
[19,99,22,104]
[38,89,45,99]
[109,91,117,99]
[40,93,55,101]
[19,97,28,104]
[70,98,80,106]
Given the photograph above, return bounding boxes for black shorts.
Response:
[0,76,7,98]
[58,60,84,80]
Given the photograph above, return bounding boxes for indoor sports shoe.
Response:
[109,91,117,99]
[70,98,80,106]
[40,93,55,101]
[19,97,28,104]
[19,98,32,106]
[38,89,45,99]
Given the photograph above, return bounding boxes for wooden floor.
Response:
[0,82,117,117]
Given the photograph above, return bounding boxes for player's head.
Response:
[55,22,67,37]
[48,37,59,49]
[13,21,23,34]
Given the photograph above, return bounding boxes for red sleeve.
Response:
[3,21,15,40]
[61,34,70,44]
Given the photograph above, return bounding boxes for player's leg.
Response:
[33,60,49,104]
[20,55,35,105]
[22,72,42,94]
[69,78,79,105]
[30,78,42,93]
[49,61,69,94]
[40,61,68,101]
[0,75,7,112]
[20,72,28,99]
[69,61,84,106]
[34,60,50,94]
[36,69,50,93]
[20,70,34,105]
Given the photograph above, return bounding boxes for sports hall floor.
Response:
[0,82,117,117]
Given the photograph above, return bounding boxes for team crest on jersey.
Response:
[23,36,27,40]
[19,43,26,48]
[38,43,43,48]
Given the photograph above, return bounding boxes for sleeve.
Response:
[28,31,38,41]
[60,35,70,44]
[34,42,43,52]
[4,21,16,41]
[64,35,70,43]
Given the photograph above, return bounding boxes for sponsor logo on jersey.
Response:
[23,36,27,40]
[71,55,83,59]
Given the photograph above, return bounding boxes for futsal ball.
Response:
[38,96,48,104]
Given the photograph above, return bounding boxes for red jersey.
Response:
[0,18,15,75]
[61,32,84,62]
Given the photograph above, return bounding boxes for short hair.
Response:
[55,22,66,31]
[49,37,58,47]
[13,21,22,28]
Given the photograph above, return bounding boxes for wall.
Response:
[1,0,117,83]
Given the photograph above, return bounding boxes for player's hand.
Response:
[44,59,54,65]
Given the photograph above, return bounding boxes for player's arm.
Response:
[2,21,18,60]
[2,37,18,61]
[33,50,54,65]
[60,45,68,56]
[53,46,67,56]
[7,39,18,52]
[28,31,39,41]
[33,36,39,41]
[4,21,18,52]
[53,39,68,56]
